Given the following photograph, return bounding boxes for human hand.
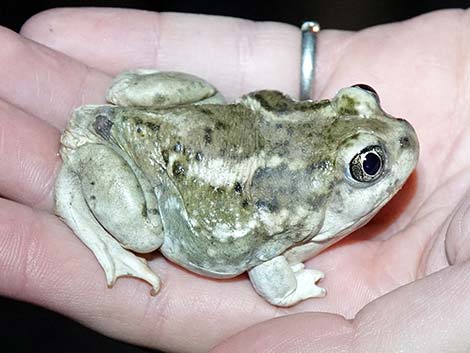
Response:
[0,8,468,353]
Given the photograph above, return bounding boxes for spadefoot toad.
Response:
[55,70,418,306]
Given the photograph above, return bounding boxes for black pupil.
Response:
[363,152,381,176]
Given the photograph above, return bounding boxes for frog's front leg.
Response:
[55,144,163,294]
[248,256,326,307]
[106,69,226,108]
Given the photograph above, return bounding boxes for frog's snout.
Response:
[394,117,420,172]
[397,118,419,152]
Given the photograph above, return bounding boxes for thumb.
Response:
[210,312,353,353]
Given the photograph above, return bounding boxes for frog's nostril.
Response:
[399,135,411,148]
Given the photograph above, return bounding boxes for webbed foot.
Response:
[249,256,326,307]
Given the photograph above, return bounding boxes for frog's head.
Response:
[314,85,419,242]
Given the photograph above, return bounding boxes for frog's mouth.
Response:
[314,188,398,245]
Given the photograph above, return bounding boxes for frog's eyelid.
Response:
[351,84,380,103]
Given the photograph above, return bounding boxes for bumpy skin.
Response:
[55,70,419,306]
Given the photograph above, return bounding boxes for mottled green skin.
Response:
[79,90,397,277]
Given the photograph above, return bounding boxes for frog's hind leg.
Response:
[55,165,161,294]
[248,256,326,307]
[106,69,226,108]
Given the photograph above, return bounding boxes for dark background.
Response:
[4,0,470,32]
[1,1,469,352]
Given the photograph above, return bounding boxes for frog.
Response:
[54,69,419,307]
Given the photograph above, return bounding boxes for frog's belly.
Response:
[158,224,270,277]
[159,219,316,278]
[160,238,255,278]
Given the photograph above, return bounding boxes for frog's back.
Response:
[114,103,333,277]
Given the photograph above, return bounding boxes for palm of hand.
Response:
[0,8,468,353]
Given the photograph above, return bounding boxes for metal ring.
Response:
[300,21,320,101]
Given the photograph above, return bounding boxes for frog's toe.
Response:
[272,268,326,306]
[102,248,161,295]
[295,268,326,298]
[249,256,326,307]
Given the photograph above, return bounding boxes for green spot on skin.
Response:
[337,95,358,115]
[204,127,212,144]
[141,203,147,217]
[146,122,160,132]
[162,150,169,165]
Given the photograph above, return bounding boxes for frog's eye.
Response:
[351,84,380,103]
[349,145,385,182]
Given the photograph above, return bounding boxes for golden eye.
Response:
[349,145,385,182]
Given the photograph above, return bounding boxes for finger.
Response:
[0,197,277,353]
[444,188,470,264]
[211,312,353,353]
[0,26,110,129]
[20,8,301,99]
[0,99,59,210]
[21,8,351,100]
[210,262,470,353]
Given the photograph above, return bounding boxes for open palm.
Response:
[0,8,469,353]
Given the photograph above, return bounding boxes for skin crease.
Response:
[0,6,468,353]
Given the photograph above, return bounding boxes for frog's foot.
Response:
[248,256,326,307]
[106,70,226,108]
[100,242,161,295]
[55,166,161,295]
